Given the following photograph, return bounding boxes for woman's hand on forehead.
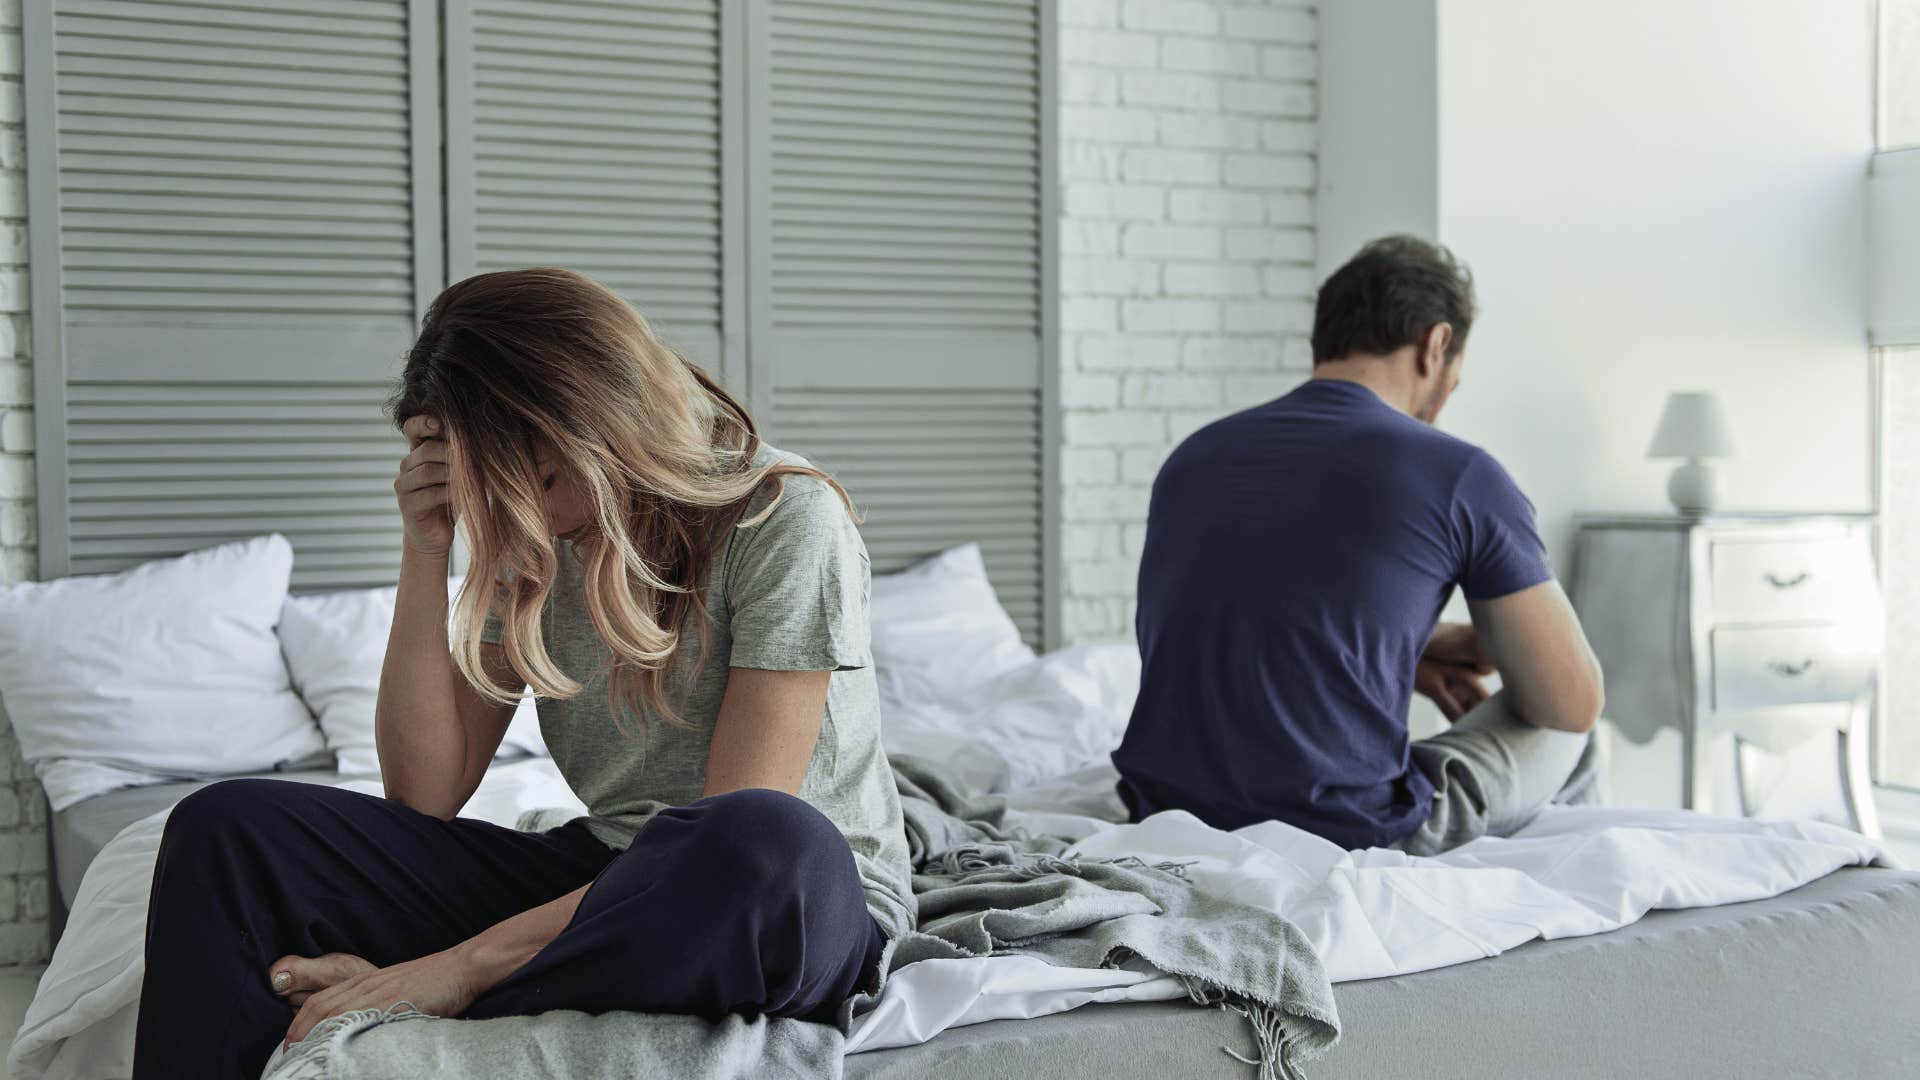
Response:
[403,414,442,449]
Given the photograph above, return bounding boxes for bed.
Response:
[25,727,1918,1080]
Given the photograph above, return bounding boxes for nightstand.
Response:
[1569,514,1882,836]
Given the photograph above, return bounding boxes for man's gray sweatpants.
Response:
[1391,689,1600,856]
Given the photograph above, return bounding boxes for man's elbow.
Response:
[1560,656,1605,735]
[1560,696,1600,735]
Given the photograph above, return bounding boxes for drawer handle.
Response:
[1768,658,1816,677]
[1763,571,1810,589]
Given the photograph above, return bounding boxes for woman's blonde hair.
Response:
[387,267,849,728]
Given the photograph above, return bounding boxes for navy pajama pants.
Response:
[130,779,888,1080]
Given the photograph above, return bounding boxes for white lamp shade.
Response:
[1647,391,1735,460]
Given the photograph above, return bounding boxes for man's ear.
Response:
[1418,323,1453,376]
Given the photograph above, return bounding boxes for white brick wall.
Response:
[0,0,49,963]
[1057,0,1318,642]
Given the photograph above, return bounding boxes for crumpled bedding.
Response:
[8,642,1897,1080]
[258,752,1338,1080]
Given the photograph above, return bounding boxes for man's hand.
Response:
[1415,658,1491,722]
[1418,622,1496,722]
[281,948,483,1048]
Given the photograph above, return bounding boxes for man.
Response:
[1110,235,1603,855]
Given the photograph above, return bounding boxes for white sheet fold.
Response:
[846,781,1890,1053]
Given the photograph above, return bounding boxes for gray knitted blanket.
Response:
[261,754,1339,1080]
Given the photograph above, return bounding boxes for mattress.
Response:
[845,866,1920,1080]
[49,767,343,941]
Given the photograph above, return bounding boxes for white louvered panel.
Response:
[464,0,724,356]
[64,382,407,589]
[766,0,1041,334]
[768,389,1044,643]
[758,0,1049,641]
[53,0,419,323]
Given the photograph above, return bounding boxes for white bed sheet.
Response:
[846,767,1892,1051]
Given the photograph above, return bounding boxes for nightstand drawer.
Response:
[1711,626,1875,711]
[1709,537,1868,625]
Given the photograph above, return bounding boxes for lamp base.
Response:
[1667,459,1720,515]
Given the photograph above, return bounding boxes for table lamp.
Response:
[1647,391,1734,515]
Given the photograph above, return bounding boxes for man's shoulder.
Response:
[1157,394,1519,494]
[1385,420,1512,486]
[1164,402,1273,463]
[1448,442,1532,506]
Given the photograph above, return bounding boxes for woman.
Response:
[132,269,914,1080]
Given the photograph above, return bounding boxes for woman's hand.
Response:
[269,952,376,1007]
[281,948,484,1048]
[396,415,455,558]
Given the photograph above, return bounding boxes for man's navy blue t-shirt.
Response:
[1110,378,1554,849]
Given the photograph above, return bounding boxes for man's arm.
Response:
[1466,580,1604,733]
[1418,623,1495,722]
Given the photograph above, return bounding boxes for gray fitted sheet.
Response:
[50,768,342,939]
[846,866,1920,1080]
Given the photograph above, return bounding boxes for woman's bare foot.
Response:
[268,952,377,1007]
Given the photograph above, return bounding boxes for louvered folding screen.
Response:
[27,0,1057,640]
[749,0,1056,644]
[443,0,739,384]
[24,0,443,588]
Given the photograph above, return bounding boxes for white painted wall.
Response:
[1318,0,1878,815]
[1433,0,1876,571]
[1438,0,1874,818]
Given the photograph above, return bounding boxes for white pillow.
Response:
[278,576,547,776]
[0,534,329,810]
[882,644,1140,790]
[869,544,1036,710]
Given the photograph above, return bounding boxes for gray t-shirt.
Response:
[481,447,913,937]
